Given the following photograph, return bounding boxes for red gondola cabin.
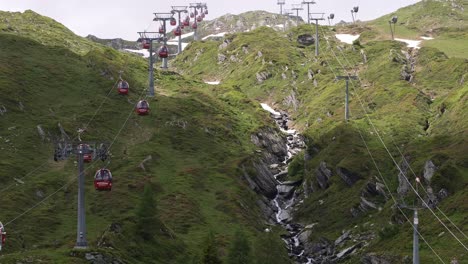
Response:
[192,22,198,29]
[78,144,93,162]
[170,18,177,26]
[142,39,150,49]
[136,100,150,115]
[159,26,165,34]
[201,13,205,19]
[159,46,168,58]
[205,9,209,15]
[190,12,195,18]
[117,80,129,95]
[94,169,113,191]
[173,26,182,36]
[196,16,202,22]
[183,18,190,27]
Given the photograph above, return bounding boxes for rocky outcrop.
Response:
[251,127,287,164]
[256,71,271,83]
[362,254,394,264]
[423,160,436,182]
[337,167,361,186]
[397,156,411,197]
[316,161,332,189]
[242,161,278,199]
[283,90,299,111]
[217,53,227,63]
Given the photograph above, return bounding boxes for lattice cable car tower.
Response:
[301,0,315,24]
[153,13,174,69]
[309,13,325,56]
[277,0,286,15]
[171,6,188,54]
[291,4,303,23]
[137,32,163,97]
[189,3,208,41]
[53,141,110,249]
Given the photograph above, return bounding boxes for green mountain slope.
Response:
[173,12,468,263]
[355,0,468,58]
[0,3,467,263]
[0,11,290,264]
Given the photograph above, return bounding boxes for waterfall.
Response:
[260,103,310,263]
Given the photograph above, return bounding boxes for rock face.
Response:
[251,127,287,164]
[337,167,361,186]
[423,160,436,182]
[242,161,278,199]
[316,161,332,189]
[256,71,272,83]
[362,254,393,264]
[397,156,411,197]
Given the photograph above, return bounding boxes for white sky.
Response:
[0,0,420,40]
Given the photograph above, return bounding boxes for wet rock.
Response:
[316,161,332,189]
[256,196,277,224]
[337,167,361,186]
[277,184,295,198]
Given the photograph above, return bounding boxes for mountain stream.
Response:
[260,103,313,263]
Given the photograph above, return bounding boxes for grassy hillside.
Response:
[0,11,291,264]
[173,15,468,262]
[351,0,468,59]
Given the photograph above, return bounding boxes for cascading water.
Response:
[260,103,311,263]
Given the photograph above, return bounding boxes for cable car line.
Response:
[316,28,450,261]
[389,136,468,241]
[0,76,124,196]
[325,26,468,246]
[3,84,149,228]
[319,26,468,251]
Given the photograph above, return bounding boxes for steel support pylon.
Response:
[75,149,87,249]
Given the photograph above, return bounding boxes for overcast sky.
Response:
[0,0,420,40]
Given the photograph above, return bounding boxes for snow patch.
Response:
[166,41,189,51]
[204,81,220,85]
[275,24,284,28]
[395,38,422,49]
[202,32,227,40]
[169,31,194,41]
[124,48,150,58]
[260,103,281,116]
[420,36,434,40]
[335,34,360,44]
